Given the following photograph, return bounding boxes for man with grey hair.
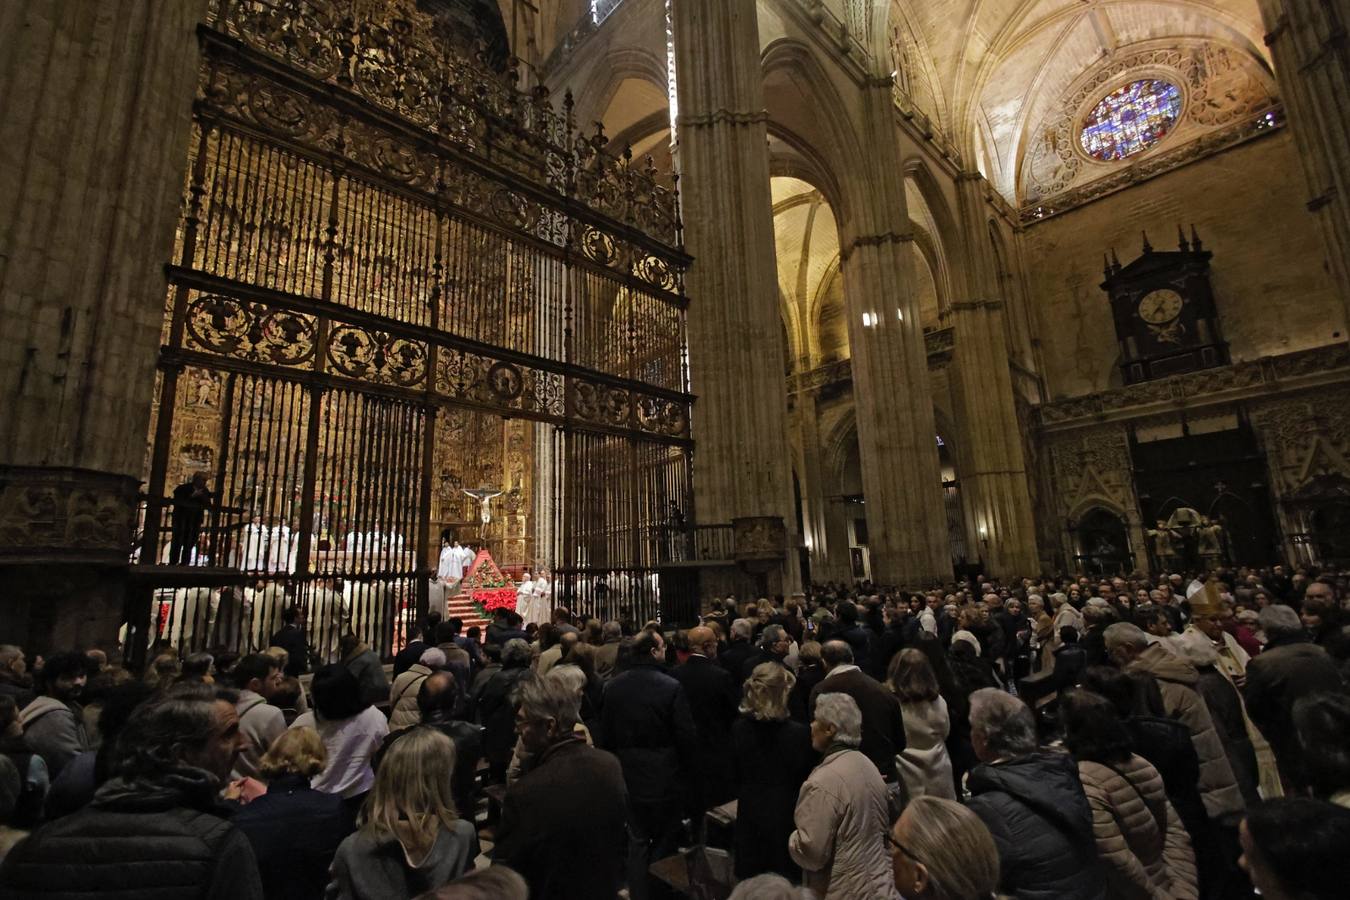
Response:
[790,693,900,899]
[495,674,627,900]
[809,640,906,776]
[720,617,755,682]
[740,624,791,683]
[1105,621,1244,820]
[1244,604,1346,791]
[965,688,1103,900]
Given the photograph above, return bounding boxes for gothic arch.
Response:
[566,47,669,137]
[902,158,960,314]
[1067,496,1127,525]
[761,39,869,232]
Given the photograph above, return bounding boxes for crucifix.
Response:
[462,487,504,525]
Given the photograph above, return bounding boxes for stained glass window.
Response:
[1079,80,1183,162]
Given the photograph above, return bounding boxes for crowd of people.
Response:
[0,564,1348,899]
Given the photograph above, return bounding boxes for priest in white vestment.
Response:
[515,573,537,622]
[530,571,553,625]
[168,585,219,651]
[309,580,347,664]
[238,521,269,571]
[249,581,289,651]
[345,579,391,654]
[266,523,292,573]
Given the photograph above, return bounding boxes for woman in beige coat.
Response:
[1062,690,1198,900]
[789,693,901,900]
[886,649,956,800]
[387,648,444,729]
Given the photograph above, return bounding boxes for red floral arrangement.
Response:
[460,549,517,619]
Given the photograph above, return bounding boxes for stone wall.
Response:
[1021,129,1344,401]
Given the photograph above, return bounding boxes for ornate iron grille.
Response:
[131,0,694,663]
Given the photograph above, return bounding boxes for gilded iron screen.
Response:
[131,0,694,663]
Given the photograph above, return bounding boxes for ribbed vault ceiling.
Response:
[888,0,1270,199]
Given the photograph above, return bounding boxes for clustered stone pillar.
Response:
[1259,0,1350,320]
[792,390,848,582]
[836,80,951,587]
[947,173,1041,578]
[672,0,801,594]
[0,1,205,650]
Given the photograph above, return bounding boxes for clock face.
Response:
[1138,289,1184,325]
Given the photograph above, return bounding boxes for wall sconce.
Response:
[978,525,989,547]
[896,309,904,321]
[862,311,878,328]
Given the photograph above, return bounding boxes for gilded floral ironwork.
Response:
[327,324,428,386]
[185,294,317,366]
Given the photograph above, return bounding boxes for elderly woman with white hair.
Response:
[789,693,900,899]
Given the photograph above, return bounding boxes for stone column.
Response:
[1260,0,1350,318]
[672,0,799,593]
[946,173,1040,578]
[836,80,951,586]
[791,389,840,581]
[0,1,205,651]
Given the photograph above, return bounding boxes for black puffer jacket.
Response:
[1127,714,1209,840]
[0,768,263,899]
[967,750,1106,900]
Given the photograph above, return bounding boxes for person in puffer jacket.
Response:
[0,683,262,899]
[1061,689,1198,900]
[1105,623,1245,821]
[965,688,1106,900]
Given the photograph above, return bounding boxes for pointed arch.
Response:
[761,38,869,231]
[902,158,961,312]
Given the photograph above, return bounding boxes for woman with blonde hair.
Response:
[733,662,816,880]
[889,796,1000,899]
[887,649,956,800]
[233,727,355,900]
[330,727,478,899]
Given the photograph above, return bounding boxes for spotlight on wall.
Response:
[862,312,878,328]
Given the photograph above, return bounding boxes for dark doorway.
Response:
[1073,507,1130,575]
[1131,420,1279,566]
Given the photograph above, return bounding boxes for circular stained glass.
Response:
[1079,79,1183,162]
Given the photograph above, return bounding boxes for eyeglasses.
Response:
[885,830,924,866]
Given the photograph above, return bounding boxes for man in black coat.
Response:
[391,610,441,677]
[169,472,212,566]
[476,637,534,783]
[268,605,311,677]
[1244,604,1347,791]
[601,629,697,900]
[832,601,872,673]
[496,674,628,900]
[0,685,263,899]
[808,640,905,776]
[965,688,1105,900]
[672,626,739,814]
[739,624,791,684]
[719,618,754,681]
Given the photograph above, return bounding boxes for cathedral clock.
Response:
[1101,228,1228,384]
